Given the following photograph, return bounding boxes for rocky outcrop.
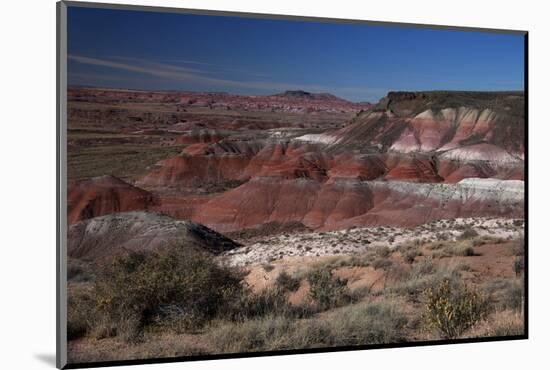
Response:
[328,91,524,158]
[67,211,240,262]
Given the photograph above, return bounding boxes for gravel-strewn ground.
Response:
[221,217,524,266]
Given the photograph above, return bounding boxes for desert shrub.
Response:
[275,271,301,292]
[403,249,422,264]
[434,241,475,258]
[235,287,307,320]
[472,237,487,247]
[483,278,524,312]
[372,257,393,270]
[428,241,445,250]
[502,280,524,312]
[288,320,335,348]
[410,257,435,278]
[67,287,96,340]
[472,235,505,246]
[262,263,275,272]
[459,245,475,256]
[391,261,462,298]
[374,245,391,258]
[424,279,490,339]
[67,259,94,282]
[452,262,472,271]
[458,227,479,240]
[387,263,410,283]
[347,252,376,267]
[307,267,351,310]
[310,255,352,271]
[94,244,243,342]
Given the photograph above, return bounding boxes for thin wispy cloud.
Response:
[68,55,204,80]
[110,56,267,77]
[68,54,386,101]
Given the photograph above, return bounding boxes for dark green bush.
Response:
[513,257,525,277]
[275,271,301,292]
[458,227,479,240]
[461,246,476,256]
[67,259,94,282]
[403,249,422,264]
[236,288,292,319]
[307,268,351,311]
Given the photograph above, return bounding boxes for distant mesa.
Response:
[68,86,371,113]
[328,90,525,157]
[273,90,348,102]
[273,90,335,99]
[274,90,314,98]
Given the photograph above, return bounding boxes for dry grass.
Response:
[207,300,408,353]
[68,143,183,181]
[466,310,525,338]
[68,231,525,363]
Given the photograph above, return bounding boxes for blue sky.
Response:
[67,6,525,102]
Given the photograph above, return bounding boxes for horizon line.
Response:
[67,84,525,103]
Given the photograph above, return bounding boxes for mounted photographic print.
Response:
[56,1,527,368]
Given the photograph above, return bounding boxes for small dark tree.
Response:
[513,257,525,277]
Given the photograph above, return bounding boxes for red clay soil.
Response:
[67,175,155,225]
